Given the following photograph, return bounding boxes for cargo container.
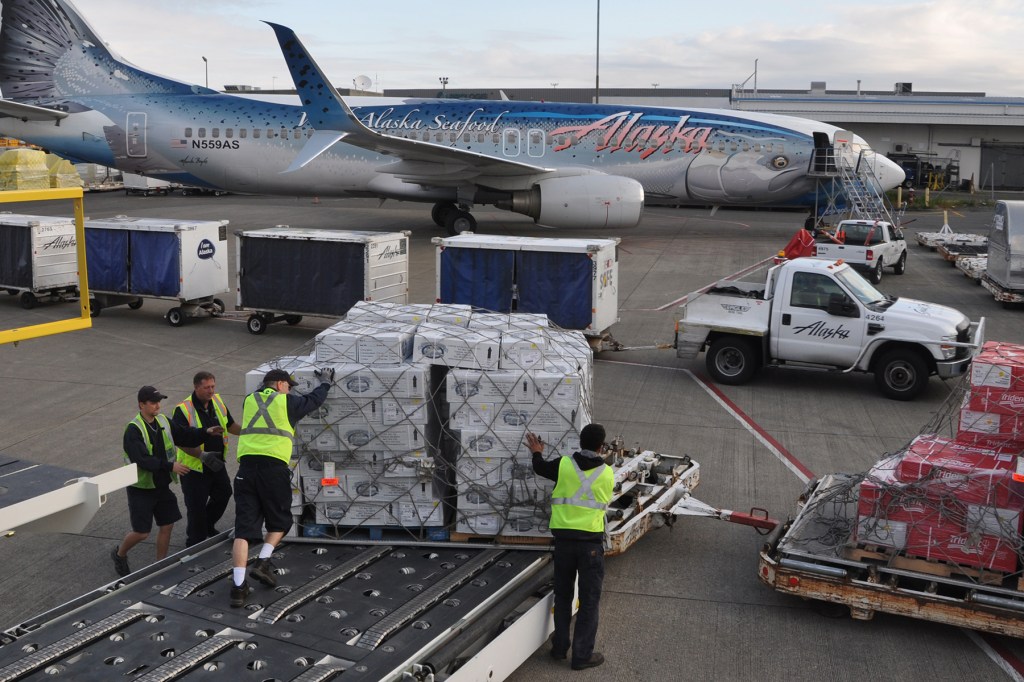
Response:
[235,226,410,334]
[0,214,79,309]
[982,200,1024,307]
[432,234,619,333]
[84,216,230,325]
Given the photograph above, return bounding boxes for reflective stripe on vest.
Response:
[123,413,177,489]
[549,456,613,533]
[175,394,230,472]
[237,389,294,463]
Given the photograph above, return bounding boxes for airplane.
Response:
[0,0,904,234]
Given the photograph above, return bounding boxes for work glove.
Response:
[198,451,224,473]
[314,367,335,383]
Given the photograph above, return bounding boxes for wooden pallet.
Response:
[449,531,553,547]
[844,545,1008,586]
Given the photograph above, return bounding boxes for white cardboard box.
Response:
[315,320,415,365]
[413,322,501,369]
[246,355,319,394]
[331,363,430,399]
[498,330,547,371]
[446,369,535,405]
[381,397,431,425]
[314,501,401,525]
[400,500,445,526]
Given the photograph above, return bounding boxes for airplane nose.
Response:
[874,153,906,191]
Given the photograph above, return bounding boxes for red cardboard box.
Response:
[905,518,1018,572]
[971,342,1024,390]
[963,388,1024,417]
[907,434,1020,458]
[953,431,1024,452]
[896,453,1016,507]
[959,408,1024,438]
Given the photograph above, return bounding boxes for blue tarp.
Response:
[84,228,129,293]
[516,251,592,329]
[438,248,515,312]
[129,231,180,296]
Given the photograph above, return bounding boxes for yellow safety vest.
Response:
[237,388,294,464]
[123,413,177,489]
[175,393,230,472]
[549,456,614,534]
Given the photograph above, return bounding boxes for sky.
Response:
[63,0,1024,96]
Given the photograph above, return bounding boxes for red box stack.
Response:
[854,342,1024,572]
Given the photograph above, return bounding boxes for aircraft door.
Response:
[812,131,831,172]
[126,113,147,158]
[773,271,865,366]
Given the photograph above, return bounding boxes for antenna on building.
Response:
[354,75,373,92]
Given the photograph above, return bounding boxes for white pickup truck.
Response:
[813,219,908,284]
[675,258,984,400]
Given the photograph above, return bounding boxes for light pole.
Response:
[652,83,659,88]
[272,76,277,91]
[595,0,600,103]
[439,76,448,95]
[202,56,208,89]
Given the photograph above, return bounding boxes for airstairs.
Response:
[807,146,903,227]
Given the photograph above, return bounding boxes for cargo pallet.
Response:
[302,522,450,543]
[759,473,1024,637]
[937,242,987,265]
[981,274,1024,308]
[956,255,987,284]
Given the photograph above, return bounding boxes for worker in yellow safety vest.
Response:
[111,385,224,578]
[171,371,242,548]
[229,367,334,608]
[527,424,613,671]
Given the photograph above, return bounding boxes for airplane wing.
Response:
[265,23,553,183]
[0,99,68,122]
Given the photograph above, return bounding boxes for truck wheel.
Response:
[247,314,267,335]
[874,349,928,400]
[893,252,907,275]
[870,259,884,284]
[706,337,759,385]
[19,292,36,309]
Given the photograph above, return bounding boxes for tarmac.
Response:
[0,191,1022,681]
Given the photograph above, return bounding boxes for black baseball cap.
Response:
[264,369,298,386]
[138,385,168,403]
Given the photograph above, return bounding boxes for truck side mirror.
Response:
[827,292,858,317]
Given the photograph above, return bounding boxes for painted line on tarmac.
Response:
[599,358,1024,678]
[966,631,1024,682]
[596,359,813,483]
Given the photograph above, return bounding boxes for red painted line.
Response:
[981,633,1024,677]
[689,371,816,481]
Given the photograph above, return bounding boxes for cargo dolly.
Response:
[759,473,1024,638]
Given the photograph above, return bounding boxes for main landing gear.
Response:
[432,201,477,236]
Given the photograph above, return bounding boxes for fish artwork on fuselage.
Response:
[0,0,904,234]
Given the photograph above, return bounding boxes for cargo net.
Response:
[787,341,1024,584]
[247,301,594,542]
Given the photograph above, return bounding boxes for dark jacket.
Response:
[123,417,207,489]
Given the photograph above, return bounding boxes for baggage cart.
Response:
[84,216,230,325]
[0,214,79,309]
[122,172,174,196]
[235,227,410,334]
[432,233,620,336]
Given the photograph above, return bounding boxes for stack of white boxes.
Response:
[245,302,594,540]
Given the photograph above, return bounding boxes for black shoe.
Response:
[550,648,567,661]
[110,546,130,577]
[250,558,277,587]
[230,581,251,608]
[571,652,604,670]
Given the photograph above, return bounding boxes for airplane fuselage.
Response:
[4,94,831,205]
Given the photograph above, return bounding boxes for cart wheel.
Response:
[247,314,267,335]
[128,298,144,310]
[90,302,101,317]
[19,292,37,310]
[167,307,185,327]
[212,298,226,315]
[285,315,303,325]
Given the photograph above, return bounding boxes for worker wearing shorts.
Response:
[111,385,223,578]
[229,367,332,607]
[528,424,613,671]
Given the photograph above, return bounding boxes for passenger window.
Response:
[253,129,260,139]
[294,129,302,139]
[267,129,274,138]
[198,128,206,138]
[239,129,247,139]
[212,128,219,138]
[225,129,233,139]
[184,127,193,138]
[280,127,288,139]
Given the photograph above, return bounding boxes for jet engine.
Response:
[497,175,644,229]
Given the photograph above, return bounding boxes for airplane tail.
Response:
[0,0,203,102]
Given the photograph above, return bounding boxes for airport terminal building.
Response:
[382,83,1024,192]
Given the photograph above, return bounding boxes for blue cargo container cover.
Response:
[129,231,180,296]
[516,251,592,329]
[85,228,129,293]
[438,248,514,313]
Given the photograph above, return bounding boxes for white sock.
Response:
[259,543,274,559]
[232,567,246,587]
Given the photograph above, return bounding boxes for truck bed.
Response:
[676,283,770,357]
[759,474,1024,637]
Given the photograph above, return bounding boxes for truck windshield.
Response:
[836,268,888,305]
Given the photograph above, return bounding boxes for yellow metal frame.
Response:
[0,187,91,345]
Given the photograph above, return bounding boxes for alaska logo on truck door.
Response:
[792,321,851,339]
